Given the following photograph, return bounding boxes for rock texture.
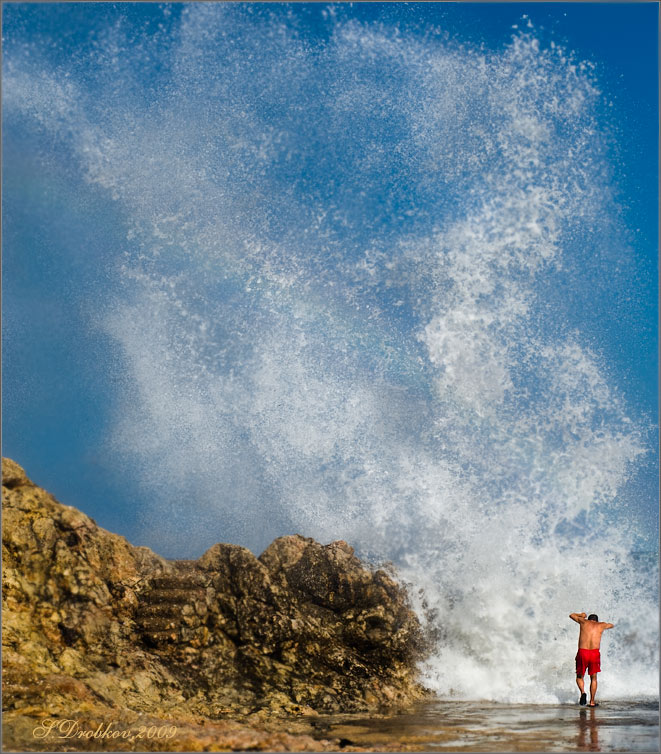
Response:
[2,458,428,751]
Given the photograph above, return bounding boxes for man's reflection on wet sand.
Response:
[577,706,601,751]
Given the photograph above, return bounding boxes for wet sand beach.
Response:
[6,700,656,753]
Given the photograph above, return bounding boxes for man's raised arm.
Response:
[600,622,615,629]
[569,612,587,623]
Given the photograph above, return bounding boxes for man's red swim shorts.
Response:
[576,648,601,676]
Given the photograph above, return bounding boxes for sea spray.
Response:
[3,4,657,703]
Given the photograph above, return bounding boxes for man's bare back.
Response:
[569,612,614,706]
[569,613,615,649]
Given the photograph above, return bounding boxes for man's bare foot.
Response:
[587,702,599,707]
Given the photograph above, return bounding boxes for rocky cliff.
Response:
[2,458,428,751]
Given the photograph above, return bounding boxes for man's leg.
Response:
[589,674,598,706]
[576,674,586,705]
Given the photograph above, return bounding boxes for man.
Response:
[569,612,614,707]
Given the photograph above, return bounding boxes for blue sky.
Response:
[2,2,658,556]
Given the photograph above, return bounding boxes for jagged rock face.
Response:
[2,457,427,726]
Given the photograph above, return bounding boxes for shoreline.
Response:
[4,699,659,753]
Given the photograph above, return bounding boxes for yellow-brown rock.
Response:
[2,458,428,751]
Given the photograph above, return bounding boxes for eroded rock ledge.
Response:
[2,458,428,749]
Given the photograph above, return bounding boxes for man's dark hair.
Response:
[588,614,598,622]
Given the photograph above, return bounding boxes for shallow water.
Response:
[310,699,660,752]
